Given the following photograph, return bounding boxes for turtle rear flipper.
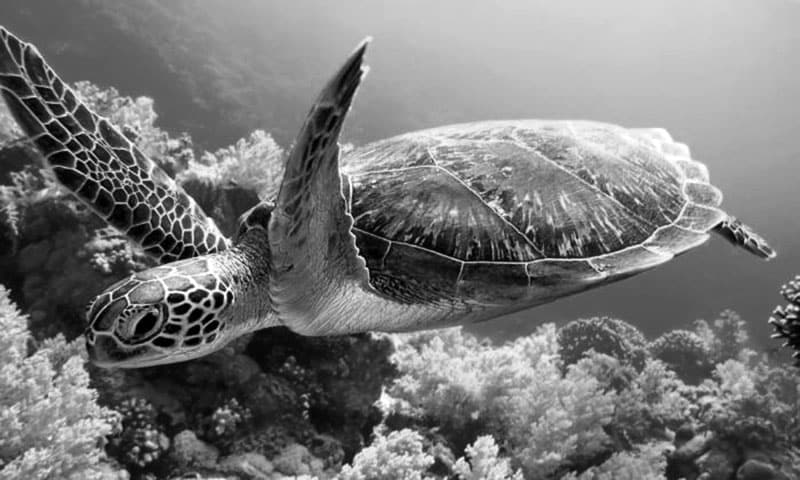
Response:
[0,27,229,263]
[268,38,376,333]
[713,216,776,260]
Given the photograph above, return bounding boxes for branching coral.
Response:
[387,328,532,449]
[337,428,435,480]
[278,355,324,421]
[109,398,170,470]
[648,330,712,384]
[568,350,689,452]
[380,321,800,480]
[557,317,649,370]
[561,442,669,480]
[572,350,638,394]
[452,436,523,480]
[0,285,123,479]
[0,149,53,260]
[700,358,800,450]
[207,398,252,440]
[178,129,285,199]
[388,326,617,479]
[508,362,616,478]
[693,309,752,363]
[770,275,800,365]
[651,352,800,480]
[174,130,282,236]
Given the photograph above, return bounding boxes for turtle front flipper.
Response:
[268,38,375,334]
[713,216,776,260]
[0,27,229,263]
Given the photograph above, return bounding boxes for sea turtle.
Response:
[0,27,775,368]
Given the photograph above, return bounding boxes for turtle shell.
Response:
[341,120,725,305]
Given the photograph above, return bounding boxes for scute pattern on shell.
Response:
[349,166,542,262]
[344,120,724,265]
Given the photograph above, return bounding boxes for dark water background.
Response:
[1,0,797,345]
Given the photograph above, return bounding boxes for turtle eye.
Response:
[133,311,160,338]
[116,307,164,344]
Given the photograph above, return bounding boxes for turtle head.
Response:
[85,257,236,368]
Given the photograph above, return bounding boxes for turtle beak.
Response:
[85,337,114,367]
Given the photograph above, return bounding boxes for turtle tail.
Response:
[713,216,776,260]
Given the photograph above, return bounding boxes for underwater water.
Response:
[1,1,799,479]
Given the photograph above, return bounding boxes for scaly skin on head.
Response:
[86,227,277,368]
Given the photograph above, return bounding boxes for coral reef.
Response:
[337,428,434,480]
[657,352,800,479]
[170,430,219,470]
[557,316,649,370]
[375,321,800,480]
[648,330,712,384]
[452,436,523,480]
[246,329,397,458]
[178,130,285,200]
[694,309,753,364]
[207,398,253,442]
[562,442,669,480]
[177,130,281,237]
[110,398,171,471]
[0,285,125,479]
[701,358,800,452]
[384,326,618,479]
[647,308,757,386]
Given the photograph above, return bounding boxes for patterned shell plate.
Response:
[341,120,725,298]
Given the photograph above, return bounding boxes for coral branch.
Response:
[769,275,800,365]
[0,285,123,478]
